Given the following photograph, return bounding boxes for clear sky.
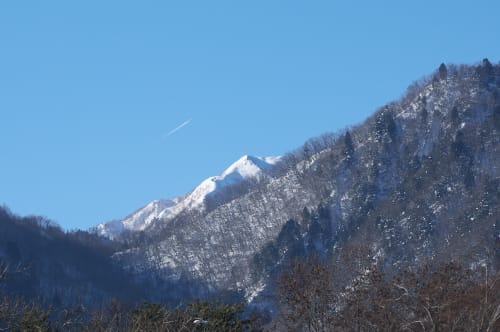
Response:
[1,1,498,230]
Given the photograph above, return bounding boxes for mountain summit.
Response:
[96,155,281,239]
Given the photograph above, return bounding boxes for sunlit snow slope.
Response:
[96,155,280,239]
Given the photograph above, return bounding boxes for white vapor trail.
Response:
[164,118,192,138]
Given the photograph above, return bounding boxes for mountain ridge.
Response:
[112,61,500,305]
[96,155,281,239]
[1,60,498,315]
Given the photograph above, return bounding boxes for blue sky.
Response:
[1,1,498,230]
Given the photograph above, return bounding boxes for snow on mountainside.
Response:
[96,198,181,239]
[111,61,500,306]
[96,155,281,239]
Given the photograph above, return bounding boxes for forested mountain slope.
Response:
[114,60,500,305]
[0,207,148,308]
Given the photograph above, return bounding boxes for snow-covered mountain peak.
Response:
[95,198,180,239]
[95,155,281,240]
[121,198,180,230]
[221,155,279,179]
[185,155,281,208]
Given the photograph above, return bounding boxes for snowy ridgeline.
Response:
[95,155,281,239]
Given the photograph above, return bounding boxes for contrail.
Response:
[164,118,192,138]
